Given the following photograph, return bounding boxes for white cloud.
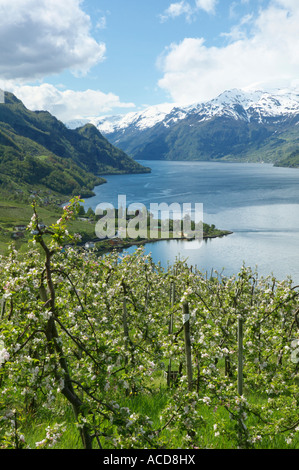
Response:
[0,1,134,122]
[159,1,193,22]
[160,0,217,22]
[157,1,299,104]
[195,0,217,14]
[0,82,135,122]
[96,16,107,30]
[0,0,106,81]
[221,13,254,41]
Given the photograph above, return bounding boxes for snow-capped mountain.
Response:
[191,88,299,123]
[66,88,299,165]
[66,103,176,133]
[77,88,299,133]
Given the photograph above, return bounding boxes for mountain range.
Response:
[67,88,299,167]
[0,92,150,199]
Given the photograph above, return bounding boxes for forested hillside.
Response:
[0,92,150,198]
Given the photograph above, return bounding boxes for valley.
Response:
[68,88,299,167]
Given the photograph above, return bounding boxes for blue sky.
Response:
[0,0,298,121]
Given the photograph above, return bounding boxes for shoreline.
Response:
[83,230,233,255]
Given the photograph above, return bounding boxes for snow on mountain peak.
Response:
[198,88,299,122]
[90,103,177,134]
[66,88,299,134]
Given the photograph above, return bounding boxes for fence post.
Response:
[237,316,248,447]
[237,316,243,396]
[167,282,175,386]
[123,296,129,340]
[169,281,175,332]
[0,297,5,318]
[183,301,193,391]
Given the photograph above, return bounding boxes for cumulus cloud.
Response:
[195,0,217,14]
[159,1,193,22]
[0,82,135,122]
[0,0,106,80]
[157,0,299,104]
[159,0,217,22]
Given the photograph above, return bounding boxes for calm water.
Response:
[84,161,299,284]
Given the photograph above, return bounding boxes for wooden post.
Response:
[237,316,248,447]
[0,297,5,318]
[237,317,243,396]
[169,282,175,332]
[121,282,130,344]
[167,282,175,386]
[123,296,129,339]
[183,301,193,391]
[145,285,150,311]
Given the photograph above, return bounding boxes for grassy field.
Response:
[21,369,299,449]
[0,197,96,255]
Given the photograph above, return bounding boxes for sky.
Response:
[0,0,298,122]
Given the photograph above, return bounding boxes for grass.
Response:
[23,406,82,450]
[0,196,97,255]
[18,369,299,449]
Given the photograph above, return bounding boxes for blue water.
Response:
[83,161,299,283]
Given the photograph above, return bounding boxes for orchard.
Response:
[0,198,298,449]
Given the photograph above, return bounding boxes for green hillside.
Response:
[104,110,299,166]
[274,149,299,168]
[130,116,299,164]
[0,92,150,199]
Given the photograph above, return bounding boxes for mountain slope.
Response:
[275,149,299,168]
[0,92,150,198]
[87,88,299,164]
